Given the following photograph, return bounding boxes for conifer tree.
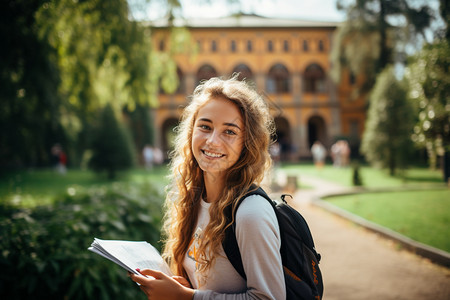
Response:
[361,66,415,175]
[89,104,135,179]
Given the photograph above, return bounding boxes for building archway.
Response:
[266,63,290,93]
[274,116,291,160]
[307,115,327,150]
[161,117,179,160]
[304,63,326,93]
[231,63,253,82]
[196,64,217,85]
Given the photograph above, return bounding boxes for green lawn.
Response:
[325,190,450,252]
[281,162,445,188]
[0,167,170,207]
[281,162,449,253]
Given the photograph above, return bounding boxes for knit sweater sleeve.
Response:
[193,194,286,300]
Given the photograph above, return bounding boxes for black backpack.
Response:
[223,186,324,300]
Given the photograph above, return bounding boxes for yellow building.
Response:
[148,14,366,160]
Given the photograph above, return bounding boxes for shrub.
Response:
[89,104,136,179]
[0,181,163,299]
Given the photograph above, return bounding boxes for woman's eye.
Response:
[199,124,210,130]
[225,129,236,135]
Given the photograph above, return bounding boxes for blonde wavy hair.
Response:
[161,75,275,281]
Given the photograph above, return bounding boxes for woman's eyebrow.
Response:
[224,122,241,130]
[198,118,241,130]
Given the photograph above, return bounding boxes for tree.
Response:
[361,66,415,176]
[89,104,135,179]
[126,104,155,153]
[0,0,64,169]
[407,39,449,181]
[331,0,434,98]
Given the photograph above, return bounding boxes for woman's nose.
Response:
[206,131,220,146]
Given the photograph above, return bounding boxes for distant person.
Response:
[142,145,154,170]
[311,141,326,169]
[153,146,164,166]
[58,147,67,175]
[130,76,285,299]
[341,140,351,167]
[331,141,342,167]
[269,141,281,166]
[51,143,61,170]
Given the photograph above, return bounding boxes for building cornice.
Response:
[143,13,340,29]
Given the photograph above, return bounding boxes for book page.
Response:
[88,238,172,276]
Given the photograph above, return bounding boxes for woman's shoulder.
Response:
[235,194,276,222]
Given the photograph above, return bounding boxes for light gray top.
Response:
[183,195,285,300]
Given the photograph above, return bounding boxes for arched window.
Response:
[230,40,237,52]
[232,64,253,82]
[267,40,274,52]
[175,66,185,94]
[303,40,309,52]
[211,40,217,52]
[283,40,289,52]
[318,40,324,52]
[304,63,326,93]
[197,64,217,85]
[266,64,290,93]
[247,40,253,52]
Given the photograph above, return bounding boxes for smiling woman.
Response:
[129,75,285,300]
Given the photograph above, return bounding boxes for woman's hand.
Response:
[172,275,192,288]
[130,269,195,300]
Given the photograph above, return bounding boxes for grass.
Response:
[325,190,450,252]
[0,167,170,207]
[280,162,449,253]
[280,162,446,188]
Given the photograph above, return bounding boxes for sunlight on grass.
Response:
[0,166,170,207]
[325,190,450,252]
[280,163,445,188]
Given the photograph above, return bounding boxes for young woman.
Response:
[131,76,286,299]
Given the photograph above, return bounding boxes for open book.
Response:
[88,238,172,276]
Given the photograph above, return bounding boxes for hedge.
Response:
[0,181,164,299]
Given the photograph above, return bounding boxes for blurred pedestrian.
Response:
[142,144,154,170]
[311,141,326,169]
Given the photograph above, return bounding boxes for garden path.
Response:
[284,173,450,300]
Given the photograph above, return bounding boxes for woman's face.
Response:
[192,96,245,180]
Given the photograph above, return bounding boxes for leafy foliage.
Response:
[331,0,434,97]
[1,0,187,169]
[0,0,64,169]
[406,39,450,175]
[361,66,415,175]
[0,181,163,299]
[89,104,136,179]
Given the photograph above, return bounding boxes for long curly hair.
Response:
[161,75,275,281]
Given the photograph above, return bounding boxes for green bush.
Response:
[89,104,136,180]
[0,181,164,299]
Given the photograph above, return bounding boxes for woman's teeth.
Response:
[203,150,223,158]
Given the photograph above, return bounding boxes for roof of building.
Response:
[144,13,340,29]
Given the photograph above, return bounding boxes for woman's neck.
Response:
[203,172,225,203]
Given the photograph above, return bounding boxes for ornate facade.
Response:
[148,15,366,160]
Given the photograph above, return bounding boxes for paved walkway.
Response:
[280,174,450,300]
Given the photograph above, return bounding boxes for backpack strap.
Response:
[222,185,275,280]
